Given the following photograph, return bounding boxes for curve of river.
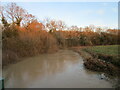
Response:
[3,50,115,88]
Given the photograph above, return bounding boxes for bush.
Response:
[2,24,58,66]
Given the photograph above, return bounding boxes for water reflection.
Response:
[3,50,113,88]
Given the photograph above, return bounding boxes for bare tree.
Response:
[0,3,36,27]
[0,3,3,21]
[4,3,26,26]
[43,18,66,32]
[57,20,66,31]
[22,13,36,27]
[70,26,79,31]
[0,4,9,28]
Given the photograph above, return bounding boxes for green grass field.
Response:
[84,45,119,56]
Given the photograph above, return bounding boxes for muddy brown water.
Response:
[3,50,116,88]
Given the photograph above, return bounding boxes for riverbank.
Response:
[71,45,120,77]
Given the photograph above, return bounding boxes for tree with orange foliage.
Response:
[25,20,45,31]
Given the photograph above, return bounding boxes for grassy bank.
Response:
[71,45,120,76]
[83,45,120,68]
